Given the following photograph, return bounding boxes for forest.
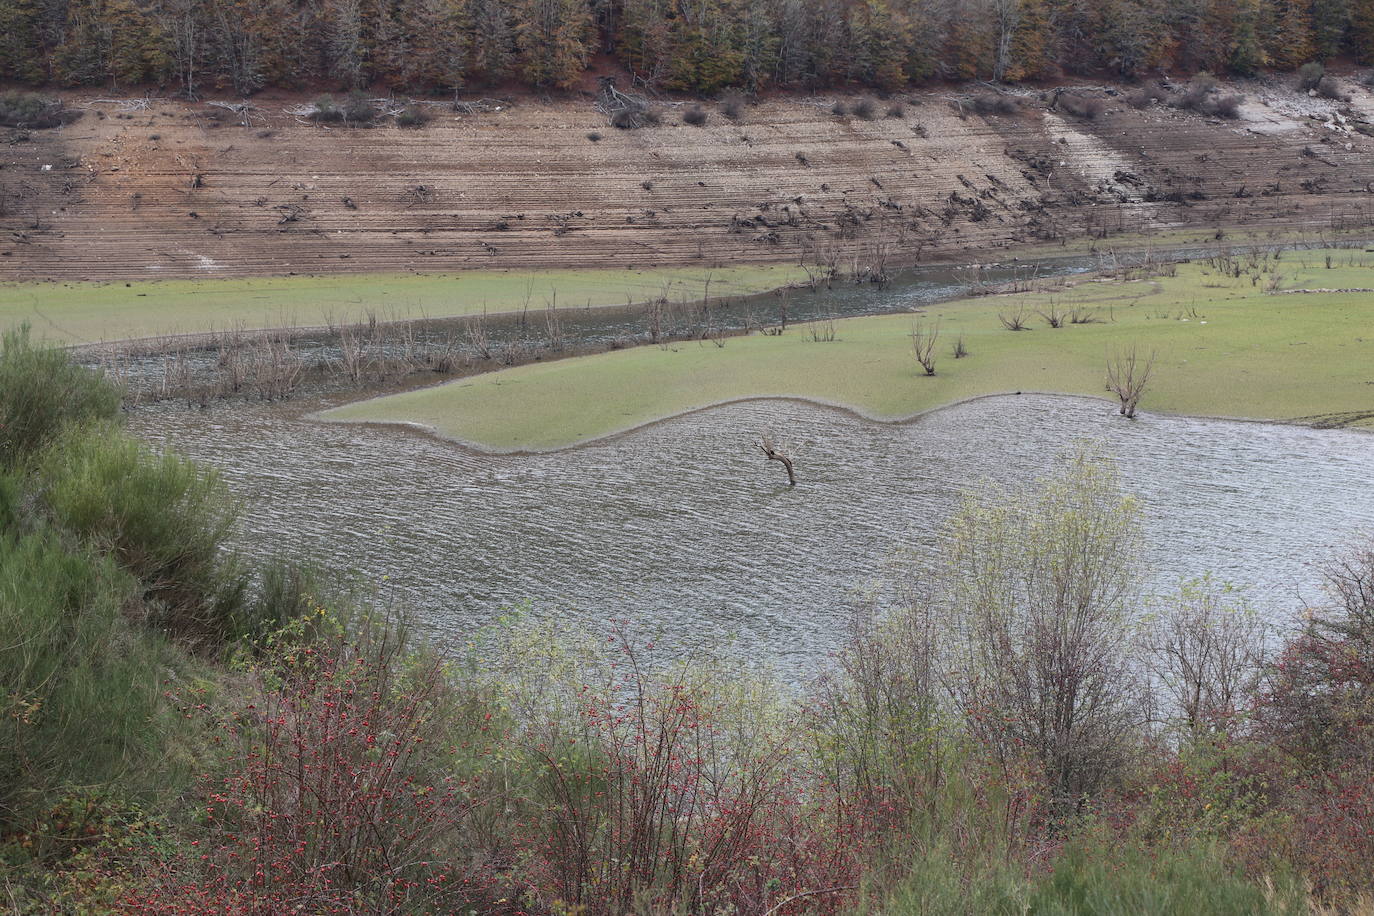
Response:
[2,0,1373,97]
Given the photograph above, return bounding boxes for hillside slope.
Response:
[3,78,1373,282]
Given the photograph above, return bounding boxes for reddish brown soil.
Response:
[3,82,1373,282]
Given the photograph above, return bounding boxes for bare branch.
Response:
[756,437,796,487]
[1105,344,1156,418]
[911,320,939,376]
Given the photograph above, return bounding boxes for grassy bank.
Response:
[0,265,806,345]
[320,248,1374,451]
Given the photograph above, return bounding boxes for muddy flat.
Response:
[5,81,1374,283]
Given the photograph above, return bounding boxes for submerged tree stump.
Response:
[757,437,796,487]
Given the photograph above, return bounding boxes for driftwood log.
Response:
[757,437,796,486]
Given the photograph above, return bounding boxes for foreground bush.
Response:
[0,325,120,468]
[42,427,243,641]
[119,616,506,914]
[494,626,883,913]
[0,534,171,848]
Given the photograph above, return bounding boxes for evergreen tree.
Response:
[848,0,909,89]
[1310,0,1350,58]
[513,0,590,88]
[0,0,46,81]
[465,0,516,82]
[1230,0,1266,75]
[1261,0,1315,69]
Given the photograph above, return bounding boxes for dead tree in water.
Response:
[1106,344,1155,418]
[757,437,796,486]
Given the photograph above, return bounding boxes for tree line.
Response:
[0,0,1373,98]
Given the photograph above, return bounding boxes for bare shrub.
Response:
[612,104,661,129]
[831,100,849,117]
[1176,75,1220,114]
[952,335,968,358]
[971,93,1022,116]
[1037,302,1065,328]
[1105,343,1155,418]
[464,313,492,360]
[886,102,906,118]
[1315,81,1350,102]
[1068,307,1103,324]
[343,90,376,123]
[806,318,837,342]
[0,90,65,128]
[1146,579,1267,741]
[1057,93,1106,120]
[719,90,745,120]
[1298,61,1326,92]
[910,320,939,376]
[395,104,430,127]
[1211,94,1243,118]
[682,104,708,126]
[938,453,1146,811]
[853,97,877,120]
[307,95,344,123]
[999,304,1031,331]
[1125,83,1168,109]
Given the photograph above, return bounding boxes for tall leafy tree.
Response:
[1261,0,1315,69]
[0,0,47,81]
[465,0,516,82]
[848,0,910,89]
[1310,0,1351,58]
[513,0,590,88]
[1353,0,1374,61]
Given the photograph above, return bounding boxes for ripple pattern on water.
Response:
[129,395,1374,675]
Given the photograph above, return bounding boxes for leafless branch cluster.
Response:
[1105,344,1156,418]
[1145,581,1268,740]
[910,320,940,376]
[998,303,1032,331]
[597,77,660,129]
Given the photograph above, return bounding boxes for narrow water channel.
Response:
[129,394,1374,677]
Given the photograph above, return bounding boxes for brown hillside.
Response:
[3,79,1373,282]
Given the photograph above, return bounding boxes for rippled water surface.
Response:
[128,395,1374,676]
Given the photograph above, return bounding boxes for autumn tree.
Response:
[514,0,591,87]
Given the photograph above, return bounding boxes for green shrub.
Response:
[0,325,120,470]
[0,533,168,842]
[343,89,375,123]
[1026,842,1306,915]
[234,557,334,643]
[1298,61,1325,91]
[871,843,1026,915]
[395,104,430,127]
[0,90,63,128]
[308,95,344,122]
[0,469,21,533]
[42,428,244,641]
